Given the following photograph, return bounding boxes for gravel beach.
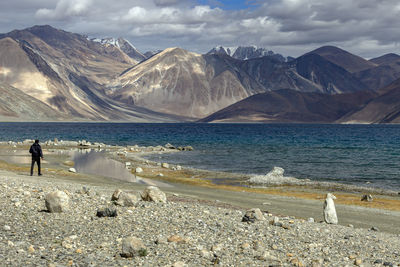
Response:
[1,140,400,266]
[1,171,400,266]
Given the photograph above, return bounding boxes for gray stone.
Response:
[45,191,70,213]
[242,208,265,223]
[96,207,117,217]
[111,189,138,207]
[361,194,373,202]
[121,237,146,258]
[323,193,338,224]
[141,186,167,203]
[68,168,76,173]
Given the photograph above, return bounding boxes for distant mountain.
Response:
[144,50,163,59]
[354,53,400,91]
[207,46,289,62]
[237,53,367,94]
[370,53,400,65]
[106,48,264,118]
[294,53,368,93]
[200,89,377,123]
[90,37,146,62]
[339,78,400,123]
[0,25,183,121]
[2,25,400,123]
[307,46,377,73]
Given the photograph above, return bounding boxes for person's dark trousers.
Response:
[31,157,41,176]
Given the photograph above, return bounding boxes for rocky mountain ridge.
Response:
[1,25,400,123]
[90,37,147,62]
[207,45,292,62]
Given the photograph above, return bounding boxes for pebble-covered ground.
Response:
[1,174,400,267]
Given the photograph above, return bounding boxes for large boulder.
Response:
[242,208,265,223]
[111,189,138,207]
[45,191,70,213]
[141,186,167,203]
[121,237,146,258]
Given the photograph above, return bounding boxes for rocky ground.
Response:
[1,173,400,267]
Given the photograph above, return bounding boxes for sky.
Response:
[1,0,400,58]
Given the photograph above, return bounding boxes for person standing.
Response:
[29,139,43,176]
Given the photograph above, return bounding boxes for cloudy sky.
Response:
[1,0,400,58]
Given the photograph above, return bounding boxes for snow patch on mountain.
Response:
[89,37,146,62]
[208,45,290,62]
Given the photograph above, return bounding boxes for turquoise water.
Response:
[0,122,399,189]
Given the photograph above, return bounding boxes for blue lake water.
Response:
[0,122,399,190]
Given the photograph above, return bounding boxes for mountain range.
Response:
[1,25,400,123]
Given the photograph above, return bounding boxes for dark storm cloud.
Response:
[0,0,399,58]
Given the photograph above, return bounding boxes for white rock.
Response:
[176,165,182,171]
[68,168,76,173]
[323,193,338,224]
[141,186,167,203]
[3,225,11,231]
[125,162,131,167]
[157,173,164,177]
[308,217,315,223]
[45,191,70,213]
[248,166,300,185]
[135,167,143,173]
[161,163,169,169]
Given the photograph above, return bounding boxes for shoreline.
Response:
[1,140,400,265]
[0,140,399,231]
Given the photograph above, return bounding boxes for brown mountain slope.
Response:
[237,53,368,94]
[0,25,191,121]
[307,46,377,73]
[339,78,400,123]
[0,81,66,121]
[199,89,377,123]
[354,62,400,91]
[370,53,400,65]
[106,48,265,118]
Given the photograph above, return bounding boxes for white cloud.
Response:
[35,0,93,20]
[0,0,399,58]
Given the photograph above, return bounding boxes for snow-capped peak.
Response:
[207,45,289,62]
[90,37,120,48]
[89,36,146,62]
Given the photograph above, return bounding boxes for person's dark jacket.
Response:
[29,143,43,158]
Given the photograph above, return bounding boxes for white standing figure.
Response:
[323,193,338,224]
